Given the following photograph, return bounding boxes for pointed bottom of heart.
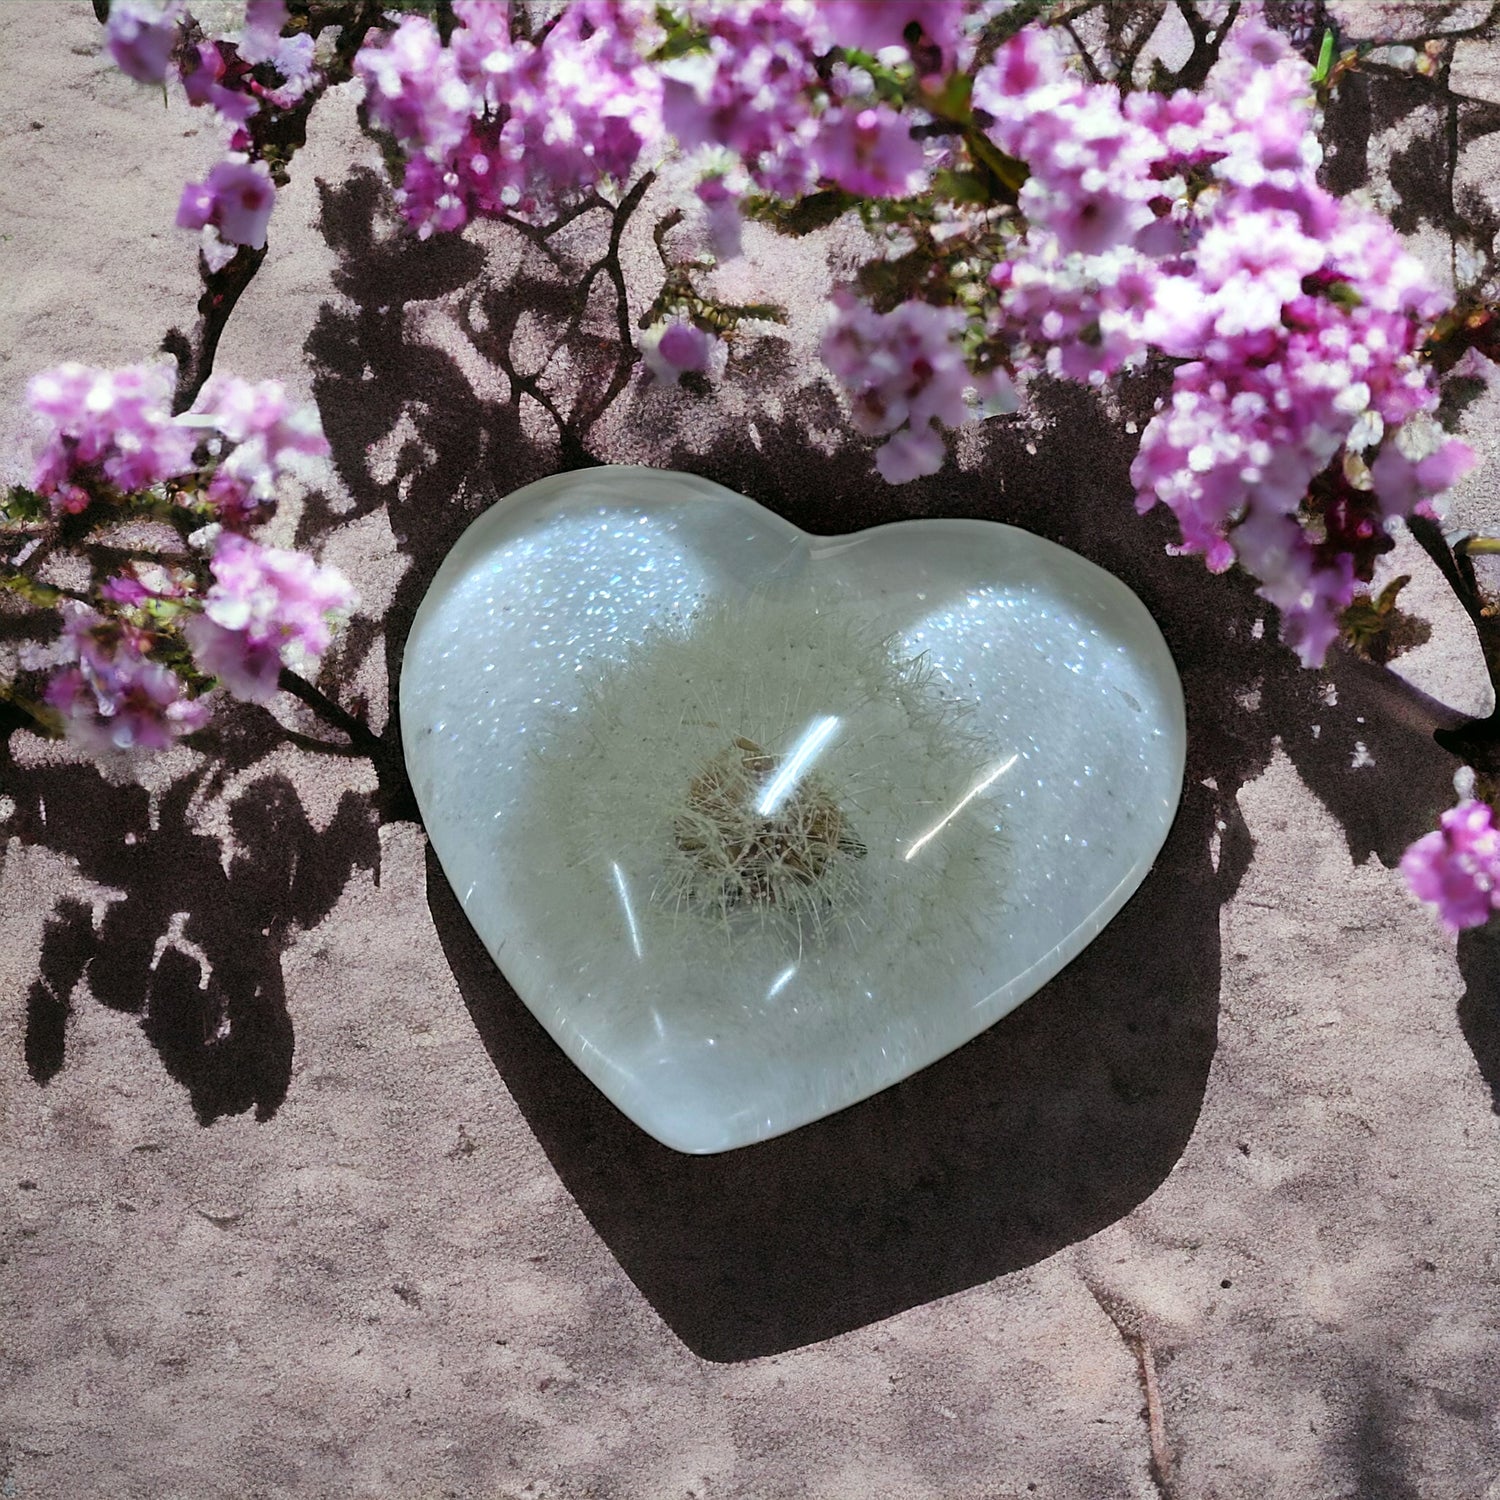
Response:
[401,467,1185,1153]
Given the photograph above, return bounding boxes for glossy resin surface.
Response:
[401,467,1186,1152]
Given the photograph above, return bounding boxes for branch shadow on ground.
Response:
[12,727,378,1121]
[302,162,1463,1356]
[8,119,1479,1350]
[425,397,1455,1360]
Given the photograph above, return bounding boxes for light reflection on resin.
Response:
[401,467,1185,1153]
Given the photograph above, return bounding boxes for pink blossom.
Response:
[640,318,723,384]
[357,14,474,157]
[27,363,195,513]
[186,534,356,703]
[874,423,947,484]
[356,2,662,236]
[498,1,662,189]
[99,562,191,606]
[1207,17,1323,199]
[976,31,1158,258]
[179,40,260,125]
[45,603,207,753]
[810,1,968,70]
[822,296,982,482]
[177,159,277,249]
[813,106,925,198]
[989,244,1158,385]
[105,0,182,85]
[239,0,318,101]
[976,23,1060,100]
[241,0,290,61]
[695,171,744,260]
[659,3,820,198]
[1402,801,1500,932]
[191,376,329,519]
[1370,433,1476,519]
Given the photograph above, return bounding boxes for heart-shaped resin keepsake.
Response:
[401,467,1185,1153]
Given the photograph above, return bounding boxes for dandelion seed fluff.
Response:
[529,592,1009,978]
[400,467,1187,1150]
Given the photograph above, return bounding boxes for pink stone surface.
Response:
[4,7,1500,1498]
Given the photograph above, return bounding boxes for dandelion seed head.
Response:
[530,589,1007,959]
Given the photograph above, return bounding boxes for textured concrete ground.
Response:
[4,5,1500,1498]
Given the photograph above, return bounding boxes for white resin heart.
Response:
[401,466,1185,1153]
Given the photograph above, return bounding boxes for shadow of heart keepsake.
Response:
[401,466,1185,1153]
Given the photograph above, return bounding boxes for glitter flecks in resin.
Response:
[400,466,1186,1152]
[530,595,1005,955]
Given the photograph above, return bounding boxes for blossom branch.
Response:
[581,170,658,435]
[275,665,381,755]
[161,1,383,413]
[1408,515,1500,776]
[36,0,1500,935]
[163,245,269,416]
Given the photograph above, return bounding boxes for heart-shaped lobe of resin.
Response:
[401,467,1185,1153]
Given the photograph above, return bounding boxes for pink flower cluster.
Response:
[351,0,947,239]
[972,15,1473,666]
[28,364,195,514]
[239,0,317,104]
[660,3,823,200]
[813,105,925,199]
[186,533,357,704]
[106,0,183,83]
[977,29,1159,262]
[42,533,356,754]
[356,1,664,236]
[1402,800,1500,932]
[106,0,325,257]
[822,295,1012,483]
[179,38,260,128]
[191,374,331,519]
[660,1,939,212]
[46,603,208,753]
[27,362,327,525]
[21,362,349,752]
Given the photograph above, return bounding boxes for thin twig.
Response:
[1407,515,1500,771]
[1082,1278,1175,1500]
[576,170,657,436]
[1063,20,1108,84]
[1159,0,1240,91]
[498,192,609,246]
[281,727,369,757]
[164,0,383,413]
[277,666,383,756]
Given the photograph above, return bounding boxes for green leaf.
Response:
[650,4,710,61]
[1,486,49,524]
[926,71,973,124]
[932,168,994,206]
[1340,574,1431,663]
[966,130,1028,203]
[0,687,64,739]
[723,302,789,325]
[1373,573,1411,615]
[0,572,63,607]
[742,189,856,237]
[1311,28,1336,85]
